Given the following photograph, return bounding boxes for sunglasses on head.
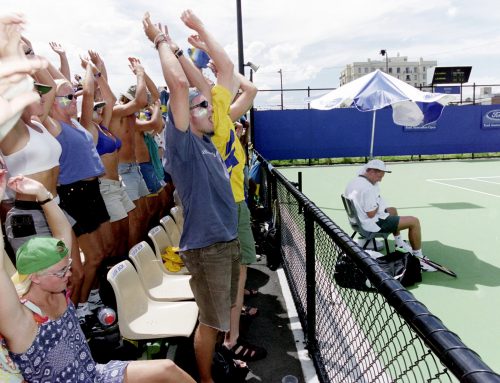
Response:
[55,94,77,101]
[190,100,209,110]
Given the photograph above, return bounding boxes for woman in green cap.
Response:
[0,174,195,382]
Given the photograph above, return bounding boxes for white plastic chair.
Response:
[170,206,184,234]
[129,241,193,301]
[148,225,189,275]
[106,260,198,340]
[160,215,181,247]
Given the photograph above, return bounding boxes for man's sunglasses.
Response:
[190,100,209,110]
[55,94,77,101]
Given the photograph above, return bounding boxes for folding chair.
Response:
[341,194,390,254]
[107,260,198,340]
[129,241,193,301]
[160,215,181,247]
[170,206,184,234]
[148,225,189,275]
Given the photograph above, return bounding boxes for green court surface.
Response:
[278,159,500,373]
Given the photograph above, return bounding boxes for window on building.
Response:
[397,67,400,73]
[405,67,410,73]
[406,75,411,81]
[414,74,417,80]
[423,67,426,72]
[358,68,361,74]
[414,67,418,72]
[365,68,368,73]
[389,68,392,73]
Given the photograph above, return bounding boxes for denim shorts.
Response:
[180,239,240,331]
[138,162,163,194]
[99,178,136,222]
[118,162,150,201]
[237,201,257,265]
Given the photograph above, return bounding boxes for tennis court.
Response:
[278,159,500,373]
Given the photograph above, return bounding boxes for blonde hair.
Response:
[14,276,32,297]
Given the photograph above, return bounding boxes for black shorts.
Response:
[376,215,400,233]
[57,178,110,237]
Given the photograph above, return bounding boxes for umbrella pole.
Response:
[369,110,376,159]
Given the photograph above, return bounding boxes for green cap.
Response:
[16,237,69,275]
[34,82,52,95]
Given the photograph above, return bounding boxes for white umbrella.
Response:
[310,69,454,158]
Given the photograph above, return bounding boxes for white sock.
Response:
[412,249,423,258]
[394,235,404,245]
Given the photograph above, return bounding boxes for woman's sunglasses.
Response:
[55,94,77,101]
[190,100,209,110]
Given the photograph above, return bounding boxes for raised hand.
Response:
[142,12,162,44]
[88,50,102,68]
[180,9,204,33]
[187,34,208,53]
[49,41,66,55]
[128,57,144,75]
[79,55,88,70]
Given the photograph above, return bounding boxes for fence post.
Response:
[304,205,317,353]
[473,82,476,105]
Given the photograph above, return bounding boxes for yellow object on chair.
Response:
[162,246,184,272]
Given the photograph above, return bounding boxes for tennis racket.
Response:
[421,258,457,278]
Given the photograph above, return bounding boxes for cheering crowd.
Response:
[0,9,263,383]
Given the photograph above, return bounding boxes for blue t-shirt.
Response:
[56,119,105,185]
[165,110,237,250]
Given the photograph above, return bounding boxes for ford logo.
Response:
[486,110,500,120]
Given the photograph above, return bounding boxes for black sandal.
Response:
[225,340,267,362]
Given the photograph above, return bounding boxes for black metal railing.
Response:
[253,150,500,383]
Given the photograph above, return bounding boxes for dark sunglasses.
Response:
[55,94,77,101]
[190,100,209,110]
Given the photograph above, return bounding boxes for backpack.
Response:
[334,250,421,291]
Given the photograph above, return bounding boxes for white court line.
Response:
[426,179,500,198]
[428,175,500,181]
[474,178,500,185]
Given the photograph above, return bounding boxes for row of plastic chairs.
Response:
[105,205,197,341]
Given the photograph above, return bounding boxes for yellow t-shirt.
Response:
[211,85,246,203]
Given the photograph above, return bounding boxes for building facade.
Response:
[339,53,437,88]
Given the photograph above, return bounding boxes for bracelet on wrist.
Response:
[174,48,183,58]
[94,72,102,79]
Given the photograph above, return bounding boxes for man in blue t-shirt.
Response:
[143,11,239,383]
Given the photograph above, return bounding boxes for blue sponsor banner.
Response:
[482,108,500,129]
[434,86,460,94]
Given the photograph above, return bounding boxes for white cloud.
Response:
[2,0,499,108]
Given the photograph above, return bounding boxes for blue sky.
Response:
[4,0,500,108]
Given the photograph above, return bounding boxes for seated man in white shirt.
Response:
[344,159,436,271]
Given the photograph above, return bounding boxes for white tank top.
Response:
[2,121,62,176]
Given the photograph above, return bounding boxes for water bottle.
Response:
[97,307,116,326]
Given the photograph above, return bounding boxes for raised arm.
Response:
[181,9,234,91]
[142,12,190,131]
[133,99,162,132]
[79,58,96,131]
[112,57,148,118]
[49,41,71,82]
[143,70,160,102]
[89,50,116,127]
[229,72,257,121]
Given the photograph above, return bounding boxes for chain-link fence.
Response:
[254,151,500,383]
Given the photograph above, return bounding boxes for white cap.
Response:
[364,159,392,173]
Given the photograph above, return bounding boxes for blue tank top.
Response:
[56,119,105,185]
[96,125,122,155]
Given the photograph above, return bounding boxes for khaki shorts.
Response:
[99,178,136,222]
[237,201,257,265]
[180,239,240,331]
[118,162,149,201]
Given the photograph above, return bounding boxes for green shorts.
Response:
[237,201,257,265]
[376,215,400,233]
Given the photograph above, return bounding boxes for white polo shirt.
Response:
[344,175,389,232]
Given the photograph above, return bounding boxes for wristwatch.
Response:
[38,191,54,205]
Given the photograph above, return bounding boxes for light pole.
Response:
[380,49,389,73]
[278,69,283,110]
[244,61,259,82]
[236,0,244,75]
[244,62,259,143]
